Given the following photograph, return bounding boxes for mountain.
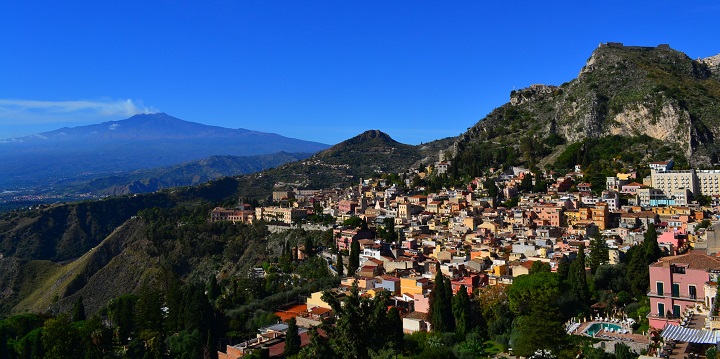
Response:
[50,152,315,196]
[452,43,720,178]
[0,113,330,190]
[228,130,429,197]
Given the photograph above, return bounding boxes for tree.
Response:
[484,178,499,200]
[615,342,638,359]
[627,223,662,299]
[508,273,565,356]
[42,313,83,359]
[304,236,316,258]
[336,250,344,277]
[429,269,454,332]
[386,307,403,351]
[207,274,221,302]
[284,317,301,357]
[452,285,472,337]
[321,282,370,359]
[72,296,86,322]
[349,240,360,275]
[342,217,363,228]
[556,255,571,283]
[588,235,609,275]
[643,223,662,263]
[626,246,650,299]
[520,172,534,192]
[530,261,551,274]
[568,244,590,303]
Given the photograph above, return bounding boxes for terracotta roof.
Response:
[404,311,429,320]
[651,252,720,270]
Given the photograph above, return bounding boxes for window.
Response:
[689,285,697,300]
[658,303,665,317]
[672,283,680,297]
[657,282,664,296]
[673,305,681,319]
[671,265,686,274]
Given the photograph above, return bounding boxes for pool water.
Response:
[585,322,622,336]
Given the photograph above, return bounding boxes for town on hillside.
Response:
[209,152,720,359]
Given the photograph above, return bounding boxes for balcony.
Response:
[646,291,702,302]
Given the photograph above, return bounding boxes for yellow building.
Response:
[400,276,431,296]
[306,291,335,310]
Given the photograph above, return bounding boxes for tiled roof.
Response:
[651,252,720,270]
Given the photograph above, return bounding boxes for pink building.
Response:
[657,230,688,255]
[531,205,563,227]
[413,293,430,313]
[648,251,720,329]
[450,274,489,295]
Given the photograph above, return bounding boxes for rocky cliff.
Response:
[455,43,720,169]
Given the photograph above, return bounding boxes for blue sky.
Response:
[1,1,719,145]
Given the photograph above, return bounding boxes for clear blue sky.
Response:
[1,1,719,145]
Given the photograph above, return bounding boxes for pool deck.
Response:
[575,321,648,344]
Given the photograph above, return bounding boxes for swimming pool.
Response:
[584,322,623,336]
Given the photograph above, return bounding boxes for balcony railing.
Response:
[646,291,702,302]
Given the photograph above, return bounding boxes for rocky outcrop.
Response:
[609,102,692,156]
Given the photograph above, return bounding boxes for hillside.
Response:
[230,130,426,195]
[453,43,720,175]
[57,151,314,196]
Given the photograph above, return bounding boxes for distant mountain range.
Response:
[0,113,330,193]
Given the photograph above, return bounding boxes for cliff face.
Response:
[457,43,720,168]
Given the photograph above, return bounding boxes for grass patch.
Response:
[483,340,505,354]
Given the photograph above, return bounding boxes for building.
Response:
[255,207,308,224]
[651,169,720,197]
[647,251,720,329]
[210,207,254,223]
[650,160,674,172]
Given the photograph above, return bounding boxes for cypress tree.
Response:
[336,250,344,277]
[72,296,86,322]
[452,285,471,337]
[386,307,404,351]
[588,235,610,274]
[643,223,662,263]
[569,244,590,303]
[349,240,360,275]
[430,269,454,332]
[443,278,455,331]
[207,275,220,302]
[284,317,300,357]
[556,255,571,283]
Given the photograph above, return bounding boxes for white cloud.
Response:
[0,98,159,124]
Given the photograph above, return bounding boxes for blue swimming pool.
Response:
[585,322,622,336]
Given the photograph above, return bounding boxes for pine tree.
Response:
[284,317,300,357]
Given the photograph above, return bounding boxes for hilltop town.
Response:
[209,150,720,358]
